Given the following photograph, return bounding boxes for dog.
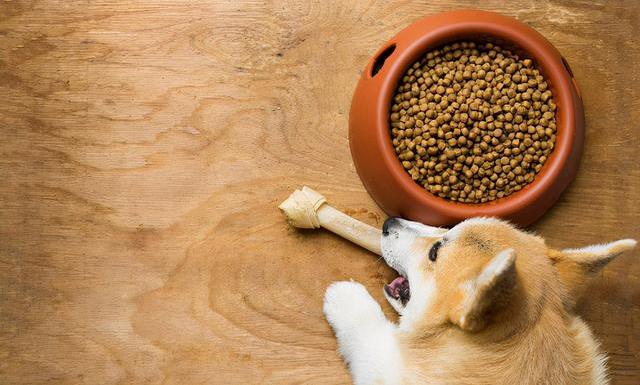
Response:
[323,217,636,385]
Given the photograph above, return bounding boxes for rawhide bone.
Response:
[279,186,382,255]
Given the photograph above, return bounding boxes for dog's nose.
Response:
[382,217,399,236]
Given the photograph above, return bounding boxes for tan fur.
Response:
[394,219,635,385]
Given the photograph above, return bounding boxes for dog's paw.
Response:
[323,281,382,331]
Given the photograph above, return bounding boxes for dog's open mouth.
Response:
[384,276,410,305]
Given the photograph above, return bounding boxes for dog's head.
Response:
[381,217,636,333]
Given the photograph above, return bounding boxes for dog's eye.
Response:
[429,241,442,262]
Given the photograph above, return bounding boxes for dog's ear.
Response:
[548,239,636,303]
[450,248,517,332]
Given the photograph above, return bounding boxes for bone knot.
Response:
[278,186,327,228]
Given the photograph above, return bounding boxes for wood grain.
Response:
[1,0,639,383]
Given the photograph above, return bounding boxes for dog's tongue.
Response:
[384,276,410,301]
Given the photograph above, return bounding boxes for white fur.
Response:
[323,218,444,383]
[569,317,610,384]
[562,239,637,255]
[393,218,447,237]
[380,218,441,331]
[457,280,476,328]
[322,217,627,384]
[456,249,516,330]
[593,353,609,384]
[379,219,435,276]
[397,275,436,332]
[478,248,515,285]
[323,281,403,385]
[323,218,445,383]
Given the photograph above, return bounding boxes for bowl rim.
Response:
[357,10,581,222]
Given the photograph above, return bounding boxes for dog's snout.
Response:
[382,216,400,236]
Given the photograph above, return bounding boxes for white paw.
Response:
[323,281,382,332]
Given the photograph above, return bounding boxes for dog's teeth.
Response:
[384,284,400,299]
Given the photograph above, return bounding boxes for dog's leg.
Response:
[323,281,402,385]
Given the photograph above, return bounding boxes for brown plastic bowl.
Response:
[349,10,584,227]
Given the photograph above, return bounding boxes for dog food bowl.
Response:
[349,10,584,227]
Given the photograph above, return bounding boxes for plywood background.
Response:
[1,1,639,383]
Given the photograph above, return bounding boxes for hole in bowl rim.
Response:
[371,44,397,77]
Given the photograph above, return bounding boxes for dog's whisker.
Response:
[372,256,386,274]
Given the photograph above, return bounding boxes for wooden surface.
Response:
[1,1,639,383]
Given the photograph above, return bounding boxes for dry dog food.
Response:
[389,41,556,203]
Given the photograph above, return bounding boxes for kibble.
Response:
[389,41,557,203]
